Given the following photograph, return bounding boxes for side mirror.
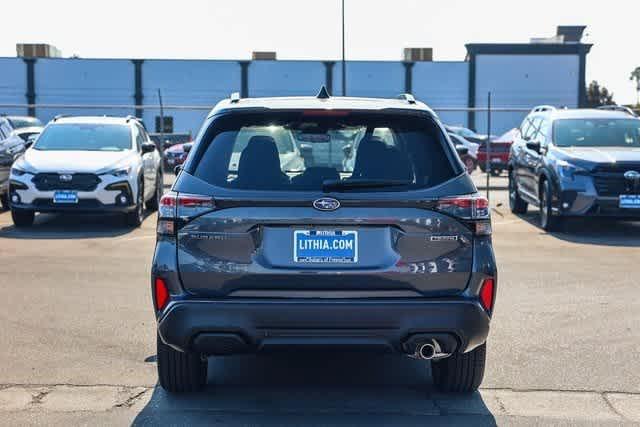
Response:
[455,145,469,156]
[526,141,541,153]
[141,142,156,154]
[342,143,353,158]
[174,165,182,175]
[183,144,192,153]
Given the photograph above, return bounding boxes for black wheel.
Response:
[508,170,528,214]
[157,334,207,393]
[432,343,486,393]
[11,209,35,227]
[145,172,162,211]
[0,192,9,211]
[125,181,144,227]
[539,179,562,231]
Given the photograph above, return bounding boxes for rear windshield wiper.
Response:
[322,178,413,192]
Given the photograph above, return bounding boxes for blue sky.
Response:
[1,0,638,103]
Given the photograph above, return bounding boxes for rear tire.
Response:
[431,343,486,393]
[0,192,9,211]
[539,179,562,232]
[11,209,35,227]
[145,172,162,211]
[157,334,207,393]
[125,181,144,227]
[508,170,528,214]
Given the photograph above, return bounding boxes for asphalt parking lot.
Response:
[1,174,639,425]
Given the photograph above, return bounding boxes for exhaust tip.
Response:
[418,343,436,360]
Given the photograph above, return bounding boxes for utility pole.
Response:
[158,89,165,149]
[485,92,492,202]
[341,0,346,96]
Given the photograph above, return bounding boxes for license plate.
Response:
[294,230,357,263]
[53,191,78,204]
[491,157,502,163]
[619,195,640,209]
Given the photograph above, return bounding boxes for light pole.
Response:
[341,0,346,96]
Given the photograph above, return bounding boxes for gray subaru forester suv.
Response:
[151,90,497,393]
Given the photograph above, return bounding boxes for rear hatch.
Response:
[165,110,487,297]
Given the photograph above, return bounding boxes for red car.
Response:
[477,128,517,176]
[163,142,193,171]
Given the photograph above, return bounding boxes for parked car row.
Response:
[2,96,639,397]
[1,115,44,209]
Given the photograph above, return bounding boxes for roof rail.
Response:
[397,93,416,104]
[53,114,70,122]
[230,92,241,103]
[596,105,637,117]
[530,105,556,114]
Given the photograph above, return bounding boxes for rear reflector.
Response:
[156,219,175,235]
[154,278,170,311]
[479,278,495,312]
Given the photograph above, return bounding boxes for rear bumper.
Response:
[157,298,491,356]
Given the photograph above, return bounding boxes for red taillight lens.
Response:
[479,278,495,312]
[154,278,170,311]
[159,192,177,219]
[436,195,490,220]
[157,192,215,236]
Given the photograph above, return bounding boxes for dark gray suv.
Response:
[508,107,640,230]
[151,91,497,393]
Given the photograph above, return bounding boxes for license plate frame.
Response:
[53,190,79,204]
[293,230,358,264]
[619,194,640,209]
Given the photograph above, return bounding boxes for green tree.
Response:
[585,80,615,107]
[630,67,640,106]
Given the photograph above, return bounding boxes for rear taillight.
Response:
[154,277,170,311]
[479,278,495,313]
[435,194,491,235]
[157,191,215,236]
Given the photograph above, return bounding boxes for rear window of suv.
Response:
[190,112,458,192]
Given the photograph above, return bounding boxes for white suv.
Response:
[9,116,163,227]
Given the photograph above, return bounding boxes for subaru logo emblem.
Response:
[59,174,73,182]
[313,197,340,211]
[624,170,640,182]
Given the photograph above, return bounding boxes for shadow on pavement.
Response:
[132,352,497,426]
[516,212,640,247]
[0,212,153,240]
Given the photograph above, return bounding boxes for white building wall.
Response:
[475,54,580,134]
